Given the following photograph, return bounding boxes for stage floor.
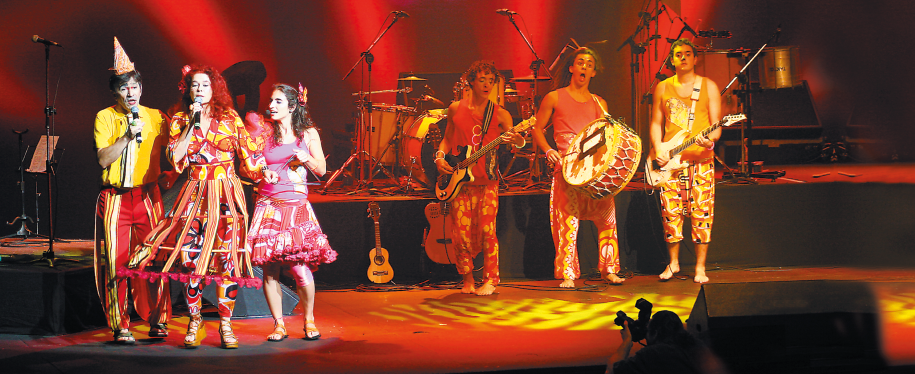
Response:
[1,267,915,374]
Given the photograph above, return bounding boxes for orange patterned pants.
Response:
[659,158,715,244]
[550,170,620,280]
[450,184,500,285]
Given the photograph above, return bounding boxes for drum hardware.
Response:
[336,12,408,195]
[510,75,552,82]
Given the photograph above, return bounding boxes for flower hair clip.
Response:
[178,65,192,94]
[297,82,308,106]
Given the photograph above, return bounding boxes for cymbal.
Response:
[398,75,427,81]
[504,88,519,95]
[512,75,551,82]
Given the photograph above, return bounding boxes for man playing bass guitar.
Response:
[648,38,722,284]
[433,60,523,296]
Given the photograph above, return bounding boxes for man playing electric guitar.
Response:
[532,47,626,288]
[433,60,523,296]
[649,38,722,284]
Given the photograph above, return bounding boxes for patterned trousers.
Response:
[659,158,715,244]
[450,184,500,285]
[550,170,620,280]
[94,184,171,331]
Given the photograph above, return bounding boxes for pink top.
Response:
[258,140,311,200]
[551,89,603,152]
[448,98,502,185]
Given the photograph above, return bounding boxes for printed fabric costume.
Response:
[447,97,502,286]
[658,76,715,244]
[94,104,172,333]
[245,117,337,286]
[550,88,620,281]
[121,109,265,318]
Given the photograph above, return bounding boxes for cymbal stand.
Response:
[502,10,553,189]
[2,130,39,242]
[338,12,407,195]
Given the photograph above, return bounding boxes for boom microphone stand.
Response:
[28,39,76,266]
[335,11,407,195]
[499,8,552,189]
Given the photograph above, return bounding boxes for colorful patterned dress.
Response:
[121,110,265,290]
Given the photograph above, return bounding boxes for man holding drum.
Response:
[532,47,625,288]
[649,38,721,284]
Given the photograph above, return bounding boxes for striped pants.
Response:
[94,184,171,332]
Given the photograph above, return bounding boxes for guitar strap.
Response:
[479,100,498,180]
[686,77,703,133]
[678,77,702,216]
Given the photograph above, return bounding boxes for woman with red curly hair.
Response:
[124,64,267,349]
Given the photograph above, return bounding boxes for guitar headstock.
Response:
[367,201,380,221]
[514,115,537,133]
[722,113,747,127]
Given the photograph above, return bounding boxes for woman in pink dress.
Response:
[246,83,337,341]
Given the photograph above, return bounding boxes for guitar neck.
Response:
[456,120,533,169]
[668,118,726,157]
[374,221,381,250]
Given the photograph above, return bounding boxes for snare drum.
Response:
[365,104,415,164]
[401,109,446,186]
[562,117,642,199]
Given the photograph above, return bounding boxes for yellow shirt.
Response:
[94,105,167,188]
[661,76,713,163]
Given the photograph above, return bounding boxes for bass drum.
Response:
[401,109,447,187]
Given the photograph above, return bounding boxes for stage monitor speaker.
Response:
[687,280,884,374]
[202,266,299,318]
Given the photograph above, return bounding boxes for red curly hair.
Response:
[171,64,236,121]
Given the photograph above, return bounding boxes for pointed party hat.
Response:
[109,37,135,75]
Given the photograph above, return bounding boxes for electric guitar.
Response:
[423,202,455,264]
[645,113,746,187]
[366,202,393,283]
[435,116,536,202]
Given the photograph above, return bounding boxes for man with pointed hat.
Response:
[93,37,173,344]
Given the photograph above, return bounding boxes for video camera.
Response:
[614,298,653,342]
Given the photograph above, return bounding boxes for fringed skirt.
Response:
[120,174,260,288]
[246,194,337,271]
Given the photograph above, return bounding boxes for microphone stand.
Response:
[28,43,75,267]
[503,12,552,189]
[717,25,786,184]
[334,14,405,195]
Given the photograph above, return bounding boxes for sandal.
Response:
[304,319,321,341]
[219,318,239,349]
[267,319,288,342]
[114,329,135,345]
[184,315,204,348]
[148,323,169,338]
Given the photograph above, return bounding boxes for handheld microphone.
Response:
[32,35,62,47]
[496,8,517,16]
[193,97,203,129]
[392,10,410,18]
[131,106,142,144]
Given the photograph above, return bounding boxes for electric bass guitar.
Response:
[423,201,455,264]
[366,202,394,283]
[645,113,746,187]
[435,116,536,202]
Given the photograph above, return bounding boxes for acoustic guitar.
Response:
[645,113,746,186]
[366,202,393,283]
[423,201,455,264]
[435,116,536,202]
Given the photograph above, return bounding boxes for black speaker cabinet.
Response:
[202,266,300,318]
[687,280,884,373]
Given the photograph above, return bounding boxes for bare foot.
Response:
[694,268,709,283]
[461,274,476,294]
[659,263,680,280]
[475,281,496,296]
[559,279,576,288]
[605,273,625,284]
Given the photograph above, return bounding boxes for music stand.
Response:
[2,129,41,243]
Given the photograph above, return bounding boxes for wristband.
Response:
[514,138,526,149]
